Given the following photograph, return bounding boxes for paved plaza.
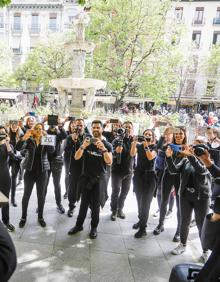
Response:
[9,175,203,282]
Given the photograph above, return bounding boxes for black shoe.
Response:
[153,225,164,235]
[6,223,15,232]
[19,218,26,228]
[67,209,73,217]
[173,233,180,242]
[117,209,125,219]
[134,229,147,238]
[68,225,83,235]
[132,222,140,229]
[89,228,97,239]
[11,200,17,207]
[63,192,68,199]
[38,218,46,228]
[110,211,117,221]
[57,204,65,214]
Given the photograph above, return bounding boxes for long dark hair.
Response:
[173,126,187,145]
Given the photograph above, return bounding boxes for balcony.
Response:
[29,26,41,35]
[213,17,220,25]
[192,18,205,26]
[48,25,59,32]
[11,25,22,34]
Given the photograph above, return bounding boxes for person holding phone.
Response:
[165,145,211,262]
[130,129,157,238]
[44,118,67,214]
[68,120,112,239]
[19,123,55,228]
[65,119,86,217]
[0,126,15,232]
[8,121,24,207]
[153,127,187,243]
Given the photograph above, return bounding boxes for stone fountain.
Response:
[50,9,106,117]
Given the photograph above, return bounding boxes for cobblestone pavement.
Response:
[9,175,204,282]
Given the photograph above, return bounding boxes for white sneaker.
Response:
[200,251,209,263]
[171,243,186,255]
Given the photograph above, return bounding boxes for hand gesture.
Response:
[81,137,90,149]
[96,140,107,152]
[181,145,193,156]
[116,146,123,154]
[166,146,173,157]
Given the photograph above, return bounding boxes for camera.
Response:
[0,134,7,141]
[85,136,98,144]
[137,136,151,143]
[193,144,209,157]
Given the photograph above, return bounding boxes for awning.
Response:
[0,92,23,99]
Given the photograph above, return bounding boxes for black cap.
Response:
[213,196,220,215]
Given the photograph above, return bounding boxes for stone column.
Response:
[69,88,84,117]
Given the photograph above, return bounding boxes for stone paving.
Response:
[8,176,204,282]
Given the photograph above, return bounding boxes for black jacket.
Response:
[0,221,17,282]
[166,155,212,199]
[21,138,55,171]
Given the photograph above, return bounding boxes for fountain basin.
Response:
[50,77,106,90]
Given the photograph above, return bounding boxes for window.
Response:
[192,31,201,48]
[206,81,215,97]
[194,7,204,24]
[175,7,183,20]
[13,13,21,30]
[217,7,220,19]
[0,14,3,28]
[213,32,220,45]
[49,13,57,31]
[185,79,196,96]
[31,13,39,31]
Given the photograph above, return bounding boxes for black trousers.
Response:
[10,160,21,202]
[64,157,70,194]
[159,171,181,234]
[22,170,48,219]
[133,171,156,229]
[0,181,11,224]
[156,169,174,212]
[110,172,132,212]
[180,191,209,246]
[45,169,62,206]
[68,170,81,210]
[76,182,100,228]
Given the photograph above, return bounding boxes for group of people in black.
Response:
[0,115,220,281]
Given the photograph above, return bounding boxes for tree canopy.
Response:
[86,0,181,105]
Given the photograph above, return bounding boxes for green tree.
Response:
[0,0,11,7]
[14,37,73,91]
[86,0,180,108]
[0,42,17,88]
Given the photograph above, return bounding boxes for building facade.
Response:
[0,0,80,68]
[170,0,220,107]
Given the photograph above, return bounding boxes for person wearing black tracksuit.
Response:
[44,124,67,214]
[0,126,15,232]
[19,123,55,228]
[131,129,157,238]
[65,119,86,217]
[165,145,211,261]
[154,128,175,217]
[153,127,187,242]
[63,119,77,199]
[110,121,134,220]
[8,121,24,207]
